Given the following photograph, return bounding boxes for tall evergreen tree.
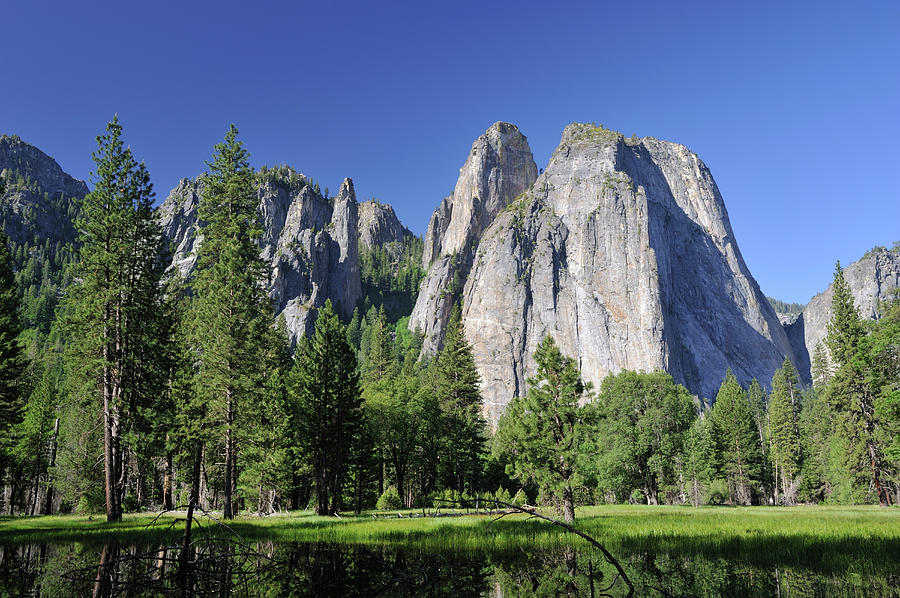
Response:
[768,358,802,504]
[362,305,394,385]
[434,304,486,496]
[710,371,765,505]
[290,300,362,515]
[65,117,166,522]
[864,299,900,498]
[14,361,58,515]
[0,225,25,483]
[495,335,587,522]
[239,319,292,515]
[684,414,716,506]
[797,387,832,502]
[825,262,891,505]
[185,124,270,519]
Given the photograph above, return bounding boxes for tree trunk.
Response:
[103,365,119,523]
[562,485,575,523]
[223,389,235,519]
[868,441,891,506]
[162,451,174,511]
[178,445,203,597]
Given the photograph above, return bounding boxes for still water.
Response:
[1,540,897,597]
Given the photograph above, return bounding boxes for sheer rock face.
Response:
[410,122,538,353]
[0,135,88,247]
[462,124,795,424]
[158,172,361,345]
[358,201,412,251]
[786,248,900,382]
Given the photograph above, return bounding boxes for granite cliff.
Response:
[409,122,538,353]
[454,123,795,423]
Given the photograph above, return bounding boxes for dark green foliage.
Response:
[238,319,293,515]
[183,124,271,519]
[361,306,395,384]
[710,371,765,504]
[434,305,487,497]
[825,262,892,505]
[289,300,363,515]
[13,359,59,515]
[496,335,587,522]
[865,299,900,467]
[768,358,803,504]
[63,117,167,522]
[589,370,696,505]
[0,228,25,474]
[684,415,716,506]
[358,235,425,322]
[797,387,832,503]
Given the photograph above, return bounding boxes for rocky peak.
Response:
[786,247,900,382]
[325,178,361,317]
[336,177,356,203]
[0,135,88,248]
[159,172,362,345]
[410,122,538,354]
[460,122,795,423]
[422,121,538,268]
[358,201,411,250]
[0,135,88,201]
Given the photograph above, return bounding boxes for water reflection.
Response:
[0,540,896,597]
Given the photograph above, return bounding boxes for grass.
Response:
[1,505,897,573]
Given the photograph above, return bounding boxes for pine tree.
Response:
[710,371,765,505]
[0,226,25,480]
[810,342,832,390]
[684,414,715,506]
[289,300,362,515]
[495,335,587,522]
[865,299,900,488]
[185,124,270,519]
[825,262,891,505]
[434,304,486,496]
[798,387,832,502]
[239,319,292,515]
[362,305,394,385]
[14,361,58,515]
[346,307,361,350]
[64,117,166,522]
[768,358,802,504]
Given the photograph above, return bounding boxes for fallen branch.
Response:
[443,497,635,597]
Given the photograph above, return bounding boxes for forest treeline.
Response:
[0,120,897,523]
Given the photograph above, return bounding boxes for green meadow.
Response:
[2,505,897,573]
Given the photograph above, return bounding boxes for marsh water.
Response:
[2,539,897,597]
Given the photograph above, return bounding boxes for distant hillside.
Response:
[0,134,88,339]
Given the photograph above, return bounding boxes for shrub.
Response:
[376,486,402,511]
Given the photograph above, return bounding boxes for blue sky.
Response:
[2,0,897,304]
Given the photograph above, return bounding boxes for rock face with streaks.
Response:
[786,248,900,383]
[460,123,795,423]
[409,122,538,353]
[158,168,360,344]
